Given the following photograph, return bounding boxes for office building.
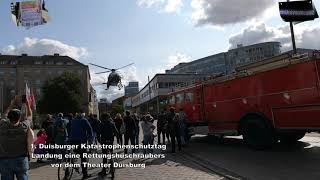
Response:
[124,81,139,97]
[166,42,281,75]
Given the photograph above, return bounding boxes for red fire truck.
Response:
[168,51,320,149]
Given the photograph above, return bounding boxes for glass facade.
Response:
[167,42,281,75]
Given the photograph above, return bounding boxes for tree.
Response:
[39,72,82,114]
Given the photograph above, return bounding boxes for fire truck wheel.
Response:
[279,132,306,144]
[242,117,275,150]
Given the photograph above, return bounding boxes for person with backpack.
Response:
[167,107,182,153]
[69,112,93,180]
[53,113,69,146]
[97,113,118,178]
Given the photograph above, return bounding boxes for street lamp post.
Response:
[287,0,297,55]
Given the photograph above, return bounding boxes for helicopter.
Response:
[89,63,134,90]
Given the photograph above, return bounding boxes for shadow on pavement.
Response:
[183,135,320,180]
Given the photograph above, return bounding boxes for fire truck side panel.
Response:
[205,60,320,134]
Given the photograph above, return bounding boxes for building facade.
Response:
[226,42,281,74]
[89,85,99,116]
[166,53,226,75]
[98,98,111,114]
[0,53,97,114]
[0,84,3,114]
[166,42,281,75]
[124,81,139,97]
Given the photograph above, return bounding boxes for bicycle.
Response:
[57,148,81,180]
[98,140,115,179]
[105,147,115,178]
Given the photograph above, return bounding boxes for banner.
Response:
[279,0,319,22]
[20,0,43,28]
[11,0,50,28]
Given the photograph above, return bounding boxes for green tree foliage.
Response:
[39,72,82,114]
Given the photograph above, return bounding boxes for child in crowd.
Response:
[33,129,48,163]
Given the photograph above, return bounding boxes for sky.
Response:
[0,0,320,101]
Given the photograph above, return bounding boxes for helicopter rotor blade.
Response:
[95,71,111,74]
[89,63,113,70]
[115,63,134,70]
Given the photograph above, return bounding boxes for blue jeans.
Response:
[143,134,153,154]
[0,157,29,180]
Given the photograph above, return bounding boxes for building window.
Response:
[46,61,54,65]
[35,80,41,85]
[0,61,8,65]
[34,61,42,65]
[36,88,41,96]
[10,61,17,65]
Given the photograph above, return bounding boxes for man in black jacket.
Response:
[157,109,167,145]
[123,111,137,154]
[167,107,181,153]
[97,113,118,178]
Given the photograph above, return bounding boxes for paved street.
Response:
[29,148,223,180]
[29,133,320,180]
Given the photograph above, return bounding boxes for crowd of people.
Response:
[0,96,189,180]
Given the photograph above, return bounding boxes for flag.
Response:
[26,83,36,111]
[31,88,36,111]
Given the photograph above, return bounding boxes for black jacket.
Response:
[123,115,137,136]
[97,119,118,142]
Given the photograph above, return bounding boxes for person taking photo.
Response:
[0,96,34,180]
